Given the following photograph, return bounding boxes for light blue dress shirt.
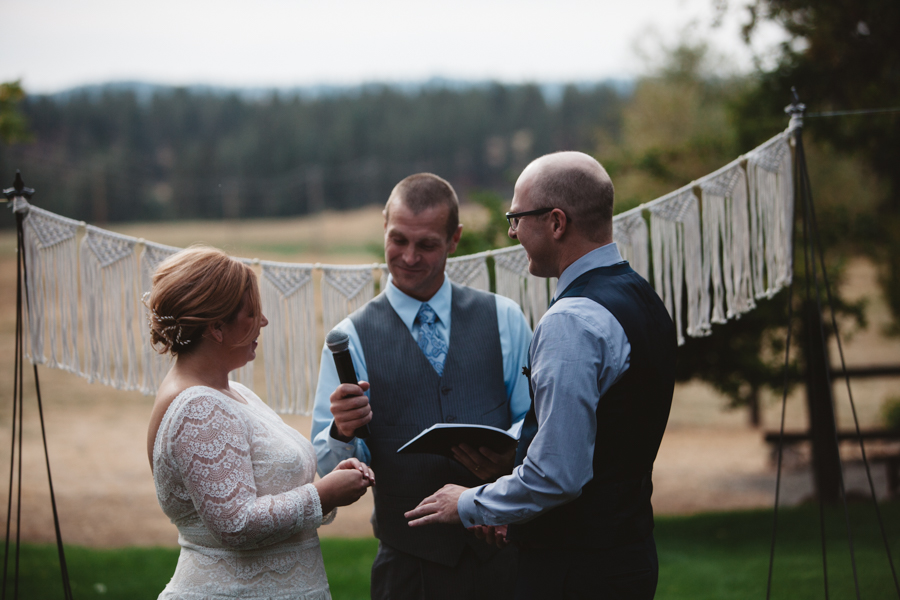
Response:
[457,243,632,527]
[312,274,533,477]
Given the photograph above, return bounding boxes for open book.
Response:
[397,423,518,457]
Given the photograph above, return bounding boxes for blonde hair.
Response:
[147,246,261,356]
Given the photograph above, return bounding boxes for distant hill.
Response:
[45,77,635,105]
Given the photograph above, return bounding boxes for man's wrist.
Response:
[458,487,482,528]
[330,421,355,443]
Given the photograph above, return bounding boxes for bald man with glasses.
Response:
[407,152,677,600]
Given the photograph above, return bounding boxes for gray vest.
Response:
[350,283,509,566]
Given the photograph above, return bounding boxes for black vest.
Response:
[507,263,676,549]
[351,284,510,566]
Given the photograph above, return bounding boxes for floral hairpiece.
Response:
[142,291,192,346]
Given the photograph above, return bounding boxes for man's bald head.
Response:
[518,151,614,243]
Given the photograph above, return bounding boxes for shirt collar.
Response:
[385,274,453,331]
[554,243,624,301]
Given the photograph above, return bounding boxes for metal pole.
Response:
[785,94,842,504]
[2,172,73,599]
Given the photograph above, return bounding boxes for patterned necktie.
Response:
[416,303,448,376]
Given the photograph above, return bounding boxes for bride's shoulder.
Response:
[155,384,237,423]
[229,380,262,403]
[156,380,211,407]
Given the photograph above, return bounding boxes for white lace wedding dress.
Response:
[153,383,334,599]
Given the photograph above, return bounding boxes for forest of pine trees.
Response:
[0,81,625,225]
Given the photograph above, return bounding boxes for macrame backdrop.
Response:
[748,134,795,299]
[648,189,706,345]
[80,226,140,390]
[139,241,178,394]
[612,211,650,282]
[493,245,556,328]
[22,206,80,375]
[446,252,491,291]
[321,265,376,334]
[701,163,755,323]
[260,261,317,414]
[16,127,797,414]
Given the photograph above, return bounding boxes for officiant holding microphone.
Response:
[311,173,533,599]
[406,152,677,600]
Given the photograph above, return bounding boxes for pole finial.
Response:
[3,170,36,201]
[784,86,806,129]
[3,170,36,215]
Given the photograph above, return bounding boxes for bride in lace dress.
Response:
[146,246,374,600]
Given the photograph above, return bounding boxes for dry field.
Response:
[0,208,898,548]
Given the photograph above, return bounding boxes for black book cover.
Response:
[397,423,518,457]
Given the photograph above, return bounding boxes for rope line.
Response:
[807,107,900,118]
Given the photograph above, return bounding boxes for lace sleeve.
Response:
[168,393,325,549]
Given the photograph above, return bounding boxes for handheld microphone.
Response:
[325,328,370,439]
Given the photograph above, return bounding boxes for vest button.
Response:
[446,415,456,422]
[441,387,451,395]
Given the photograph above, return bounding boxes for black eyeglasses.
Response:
[505,207,567,231]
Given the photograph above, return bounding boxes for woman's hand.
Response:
[314,459,374,514]
[334,458,376,485]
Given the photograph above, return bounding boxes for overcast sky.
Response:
[3,0,787,94]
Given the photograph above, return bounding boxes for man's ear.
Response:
[447,224,463,255]
[550,208,568,240]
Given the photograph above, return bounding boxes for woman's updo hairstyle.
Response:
[146,246,261,356]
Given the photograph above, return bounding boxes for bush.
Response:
[882,396,900,431]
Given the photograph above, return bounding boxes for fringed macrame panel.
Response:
[649,190,707,345]
[446,252,490,291]
[493,245,552,327]
[80,226,140,389]
[22,206,81,374]
[138,241,179,394]
[260,262,318,414]
[747,133,794,298]
[700,165,755,323]
[321,265,376,334]
[612,211,650,282]
[15,127,796,413]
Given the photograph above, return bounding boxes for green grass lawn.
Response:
[5,501,899,599]
[657,501,900,599]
